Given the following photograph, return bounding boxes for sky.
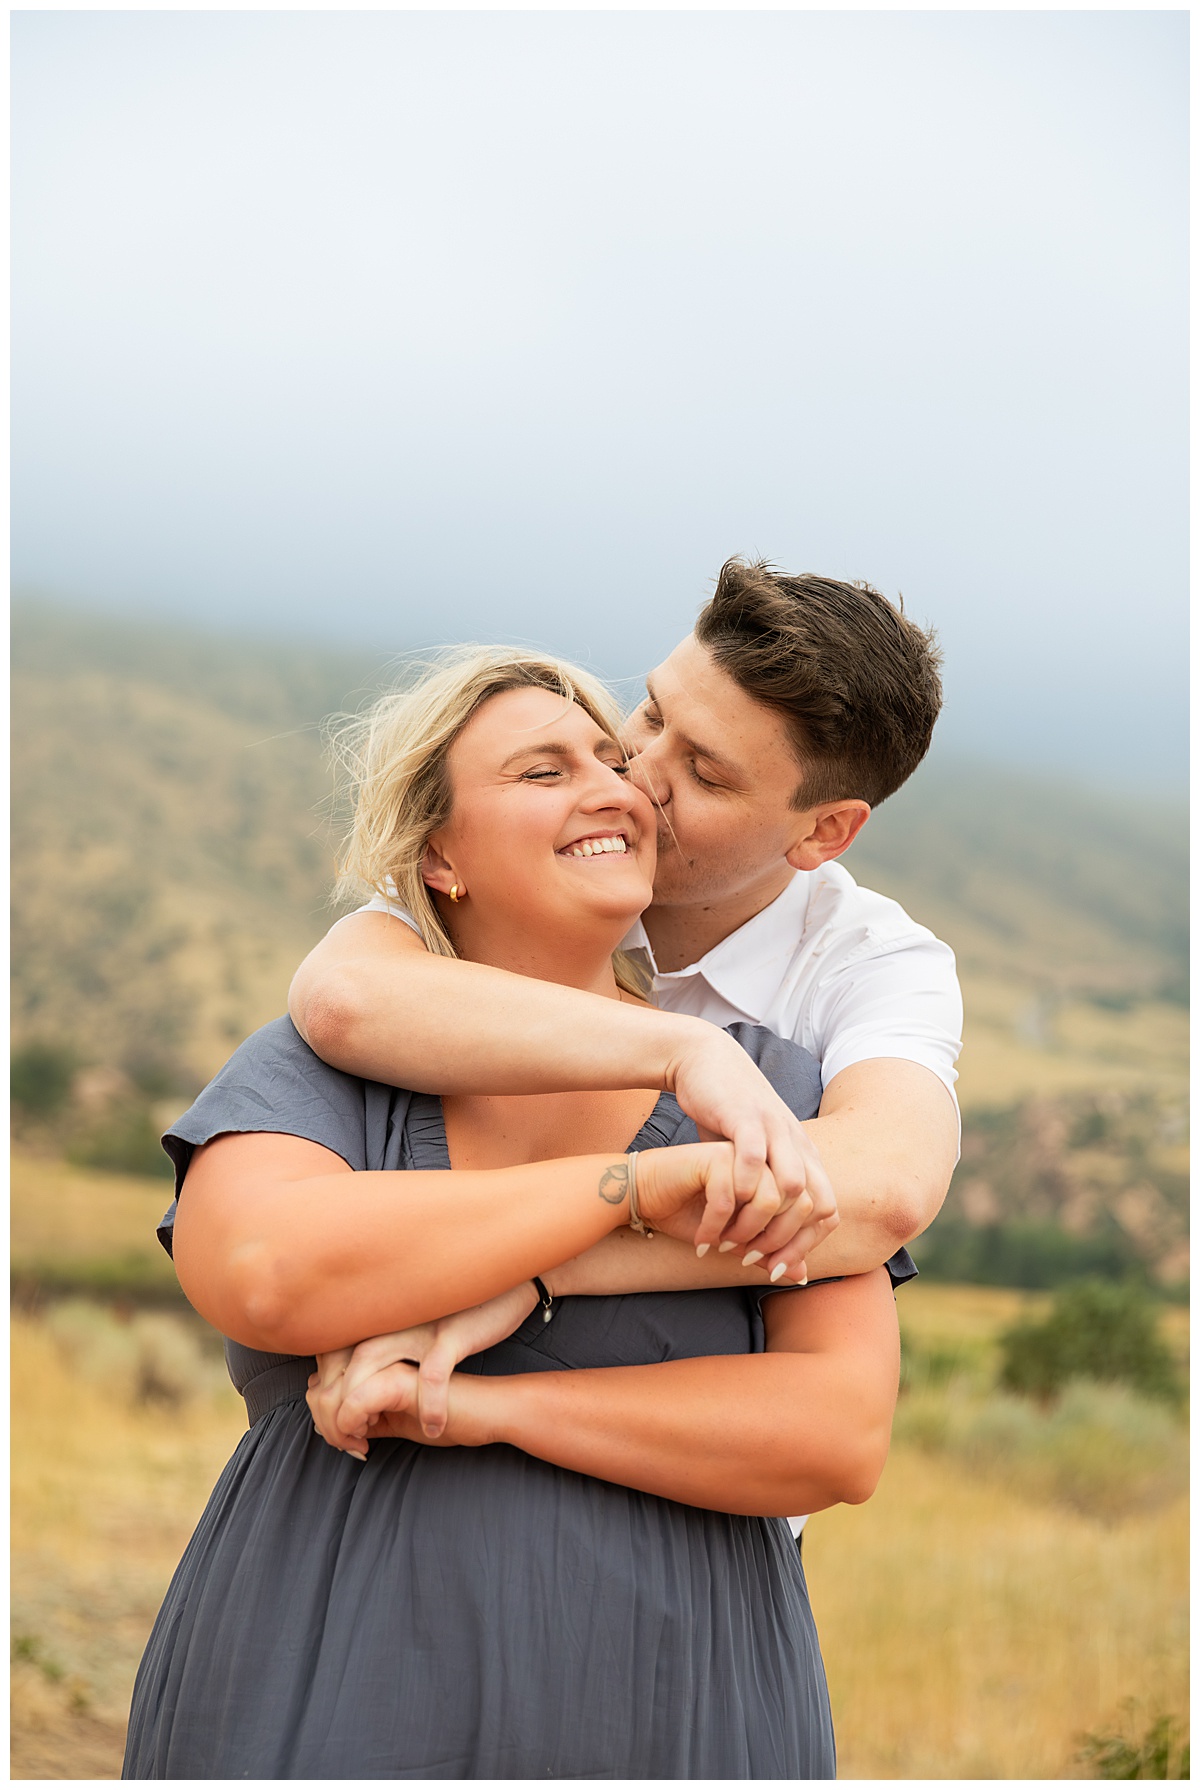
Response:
[12,9,1188,792]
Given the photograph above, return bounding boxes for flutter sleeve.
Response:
[155,1016,389,1258]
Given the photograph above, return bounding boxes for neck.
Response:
[643,862,797,974]
[445,910,628,1001]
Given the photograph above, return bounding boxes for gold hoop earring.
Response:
[449,883,463,903]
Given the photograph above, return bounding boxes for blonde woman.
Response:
[123,649,902,1780]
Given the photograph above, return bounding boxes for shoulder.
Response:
[165,1016,413,1173]
[801,862,958,997]
[723,1021,823,1123]
[201,1015,366,1101]
[804,860,943,953]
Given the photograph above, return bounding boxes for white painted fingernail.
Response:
[742,1250,764,1267]
[347,1450,368,1463]
[770,1262,787,1282]
[800,1274,808,1287]
[717,1242,736,1254]
[695,1243,710,1258]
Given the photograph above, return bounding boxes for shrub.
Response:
[910,1217,1138,1290]
[43,1300,225,1407]
[67,1103,173,1179]
[10,1041,77,1115]
[1076,1702,1190,1778]
[998,1280,1182,1407]
[893,1379,1187,1519]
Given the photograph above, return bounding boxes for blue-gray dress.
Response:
[123,1017,911,1780]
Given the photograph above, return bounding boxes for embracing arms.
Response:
[288,912,958,1276]
[315,1267,902,1517]
[171,1130,797,1357]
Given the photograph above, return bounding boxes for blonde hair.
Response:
[333,645,652,997]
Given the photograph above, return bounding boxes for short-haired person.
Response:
[291,559,963,1366]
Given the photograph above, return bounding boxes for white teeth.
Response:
[561,835,628,858]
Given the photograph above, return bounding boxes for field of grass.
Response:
[11,1153,184,1304]
[10,1163,1189,1781]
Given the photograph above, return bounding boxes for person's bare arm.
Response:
[171,1130,791,1357]
[289,913,835,1245]
[290,914,955,1282]
[795,1058,959,1277]
[547,1061,956,1287]
[336,1267,901,1517]
[307,1240,805,1450]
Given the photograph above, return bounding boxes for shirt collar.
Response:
[622,872,815,1023]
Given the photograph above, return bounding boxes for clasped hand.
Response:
[309,1136,837,1458]
[306,1281,534,1455]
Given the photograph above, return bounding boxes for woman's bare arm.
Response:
[339,1268,902,1517]
[170,1130,788,1358]
[291,914,954,1274]
[289,913,836,1240]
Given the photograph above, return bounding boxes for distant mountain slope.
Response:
[12,602,384,1083]
[12,599,1187,1090]
[844,757,1186,1001]
[11,601,1188,1285]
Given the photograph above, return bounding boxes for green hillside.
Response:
[11,600,1188,1285]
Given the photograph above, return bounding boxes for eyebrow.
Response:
[643,677,743,783]
[497,738,622,772]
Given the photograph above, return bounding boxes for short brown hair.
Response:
[694,557,943,808]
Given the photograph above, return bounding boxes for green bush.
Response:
[43,1299,227,1406]
[894,1379,1187,1519]
[1076,1703,1190,1778]
[910,1217,1138,1290]
[67,1102,173,1179]
[10,1041,77,1115]
[998,1280,1182,1407]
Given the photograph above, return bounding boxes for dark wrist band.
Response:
[531,1276,554,1325]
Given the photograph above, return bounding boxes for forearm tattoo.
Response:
[597,1161,629,1206]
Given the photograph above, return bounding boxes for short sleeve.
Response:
[156,1017,379,1257]
[810,933,963,1101]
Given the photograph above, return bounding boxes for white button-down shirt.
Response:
[622,859,962,1102]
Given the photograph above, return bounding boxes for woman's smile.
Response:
[556,831,631,859]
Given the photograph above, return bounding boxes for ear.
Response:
[420,838,459,896]
[785,800,871,872]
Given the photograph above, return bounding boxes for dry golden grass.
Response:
[955,976,1188,1110]
[10,1312,246,1779]
[805,1448,1188,1779]
[11,1279,1189,1780]
[11,1152,177,1269]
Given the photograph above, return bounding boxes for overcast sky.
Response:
[12,10,1188,792]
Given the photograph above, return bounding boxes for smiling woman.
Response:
[331,646,655,995]
[121,644,900,1780]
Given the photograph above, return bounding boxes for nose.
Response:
[581,757,639,815]
[627,739,670,809]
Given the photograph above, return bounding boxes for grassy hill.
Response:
[12,601,388,1085]
[11,599,1188,1283]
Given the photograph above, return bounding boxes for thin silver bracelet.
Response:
[626,1150,654,1238]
